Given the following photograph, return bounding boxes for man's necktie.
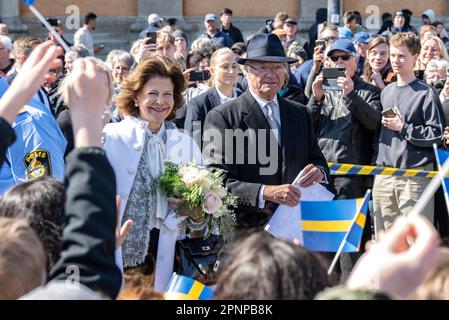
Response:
[265,101,281,145]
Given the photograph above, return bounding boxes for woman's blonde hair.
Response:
[420,35,449,62]
[58,57,114,107]
[208,47,235,87]
[417,35,449,70]
[116,55,186,120]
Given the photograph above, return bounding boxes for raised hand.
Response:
[0,41,63,124]
[66,58,112,148]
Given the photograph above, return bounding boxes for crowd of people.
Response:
[0,6,449,301]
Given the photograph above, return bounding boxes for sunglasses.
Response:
[329,54,352,62]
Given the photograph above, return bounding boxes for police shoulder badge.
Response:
[23,149,52,179]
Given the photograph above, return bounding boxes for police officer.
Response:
[0,91,66,194]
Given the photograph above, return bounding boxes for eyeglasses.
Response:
[329,55,352,62]
[322,36,337,43]
[247,64,286,74]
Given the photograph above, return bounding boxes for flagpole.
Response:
[27,5,71,52]
[408,144,449,218]
[328,190,371,275]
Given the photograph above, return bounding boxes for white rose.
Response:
[213,185,228,198]
[203,191,222,214]
[181,166,204,187]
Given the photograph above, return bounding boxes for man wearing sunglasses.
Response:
[308,38,382,281]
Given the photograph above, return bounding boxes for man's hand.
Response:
[263,184,301,207]
[337,72,354,96]
[382,115,404,132]
[313,45,325,71]
[298,164,325,188]
[312,73,325,101]
[347,215,438,299]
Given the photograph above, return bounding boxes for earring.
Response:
[135,103,139,108]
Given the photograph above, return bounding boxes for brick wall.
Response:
[19,0,137,17]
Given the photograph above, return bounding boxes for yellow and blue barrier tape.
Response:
[327,162,437,178]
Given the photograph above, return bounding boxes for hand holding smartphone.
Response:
[382,107,397,118]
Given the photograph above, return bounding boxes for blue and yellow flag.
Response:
[22,0,36,6]
[164,273,214,300]
[434,145,449,206]
[301,191,370,252]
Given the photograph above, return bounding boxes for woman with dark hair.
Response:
[103,55,203,292]
[214,232,330,300]
[363,35,396,90]
[0,176,64,273]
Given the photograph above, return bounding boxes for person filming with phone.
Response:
[309,38,382,280]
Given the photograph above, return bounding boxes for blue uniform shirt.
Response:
[0,96,67,195]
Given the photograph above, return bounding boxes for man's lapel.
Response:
[279,96,298,183]
[241,91,271,131]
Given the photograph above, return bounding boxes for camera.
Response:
[189,70,211,82]
[322,67,345,90]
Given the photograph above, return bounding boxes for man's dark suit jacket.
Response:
[203,90,331,229]
[184,87,242,147]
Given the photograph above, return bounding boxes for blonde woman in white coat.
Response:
[103,55,202,292]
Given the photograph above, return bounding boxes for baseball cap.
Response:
[148,13,163,25]
[205,13,217,23]
[353,32,371,44]
[327,38,357,56]
[338,27,353,40]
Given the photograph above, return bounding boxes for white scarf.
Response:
[146,122,169,224]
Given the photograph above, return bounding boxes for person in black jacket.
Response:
[203,34,331,230]
[309,39,382,280]
[184,47,242,147]
[220,8,244,45]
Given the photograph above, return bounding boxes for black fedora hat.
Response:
[237,33,297,64]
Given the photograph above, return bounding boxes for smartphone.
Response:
[144,32,157,45]
[315,39,326,48]
[382,108,397,118]
[322,67,345,90]
[189,70,211,82]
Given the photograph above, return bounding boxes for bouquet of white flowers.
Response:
[154,161,237,239]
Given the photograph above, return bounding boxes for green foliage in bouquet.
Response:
[154,161,238,241]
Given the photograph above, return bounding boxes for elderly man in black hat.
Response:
[203,33,331,230]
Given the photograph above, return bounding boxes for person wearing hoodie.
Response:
[402,9,418,35]
[382,11,417,37]
[420,9,437,32]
